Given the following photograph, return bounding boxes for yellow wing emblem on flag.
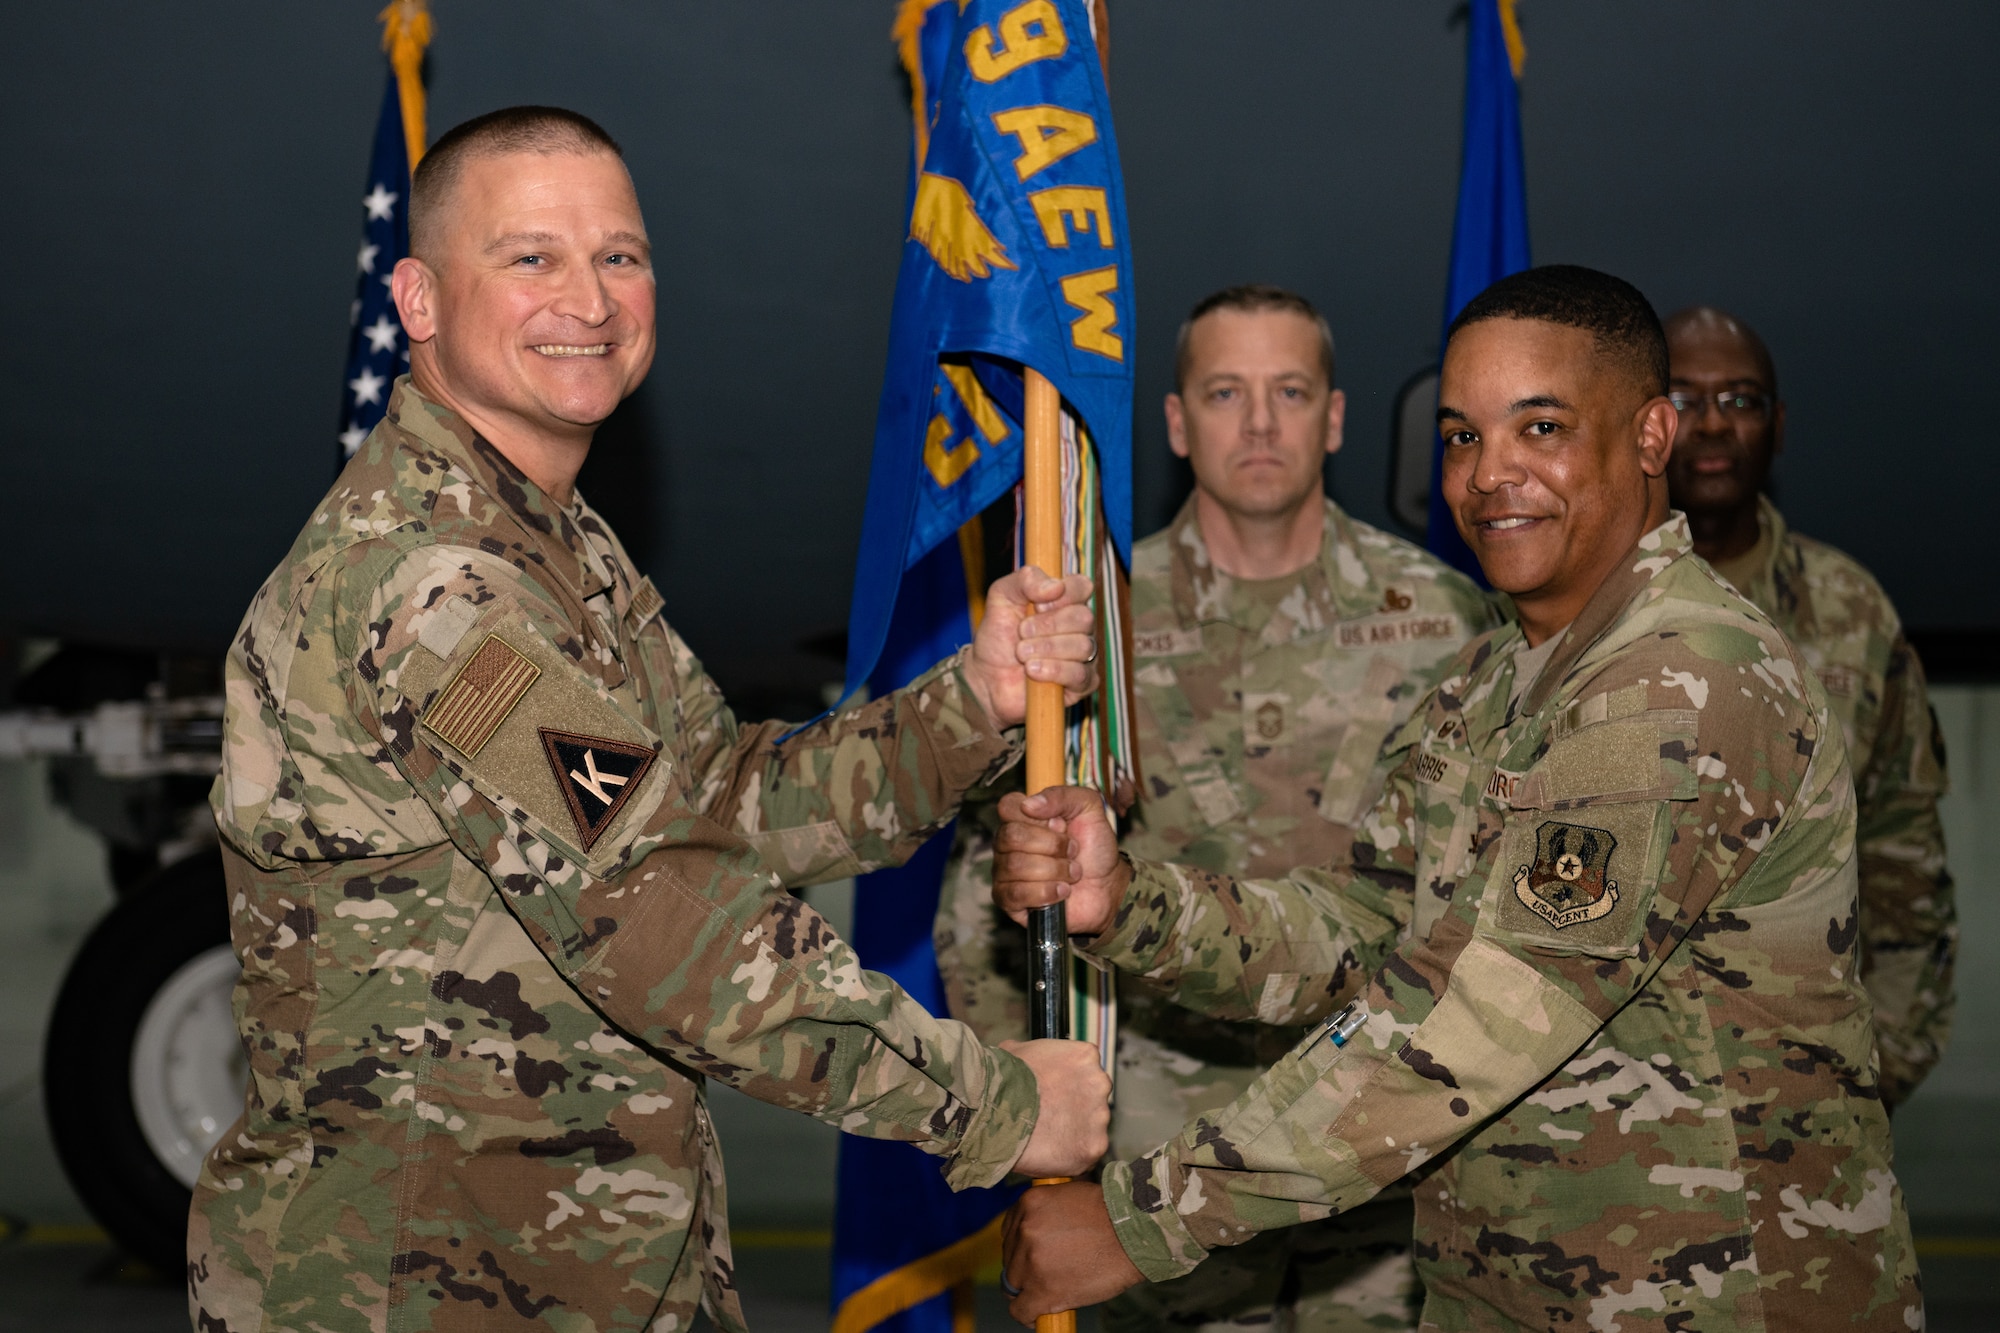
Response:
[911,172,1018,282]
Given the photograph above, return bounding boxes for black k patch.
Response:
[539,729,656,850]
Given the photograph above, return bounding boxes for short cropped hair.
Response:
[1447,265,1669,397]
[1664,305,1779,397]
[410,106,624,259]
[1174,284,1337,392]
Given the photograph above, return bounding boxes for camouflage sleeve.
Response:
[1082,760,1420,1027]
[339,545,1036,1189]
[1098,656,1844,1280]
[1856,636,1956,1107]
[660,619,1019,888]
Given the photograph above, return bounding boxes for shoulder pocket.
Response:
[409,605,670,874]
[1481,708,1699,958]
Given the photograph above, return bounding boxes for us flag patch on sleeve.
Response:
[626,577,665,633]
[425,635,541,758]
[540,729,657,849]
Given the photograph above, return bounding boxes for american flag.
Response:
[338,72,414,463]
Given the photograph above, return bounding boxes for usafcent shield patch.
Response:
[1512,821,1619,929]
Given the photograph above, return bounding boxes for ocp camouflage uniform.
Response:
[1089,515,1921,1332]
[192,380,1038,1333]
[1706,495,1954,1106]
[936,498,1494,1330]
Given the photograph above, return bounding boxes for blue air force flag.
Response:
[338,72,414,463]
[830,3,1135,1330]
[843,0,1136,702]
[1424,0,1531,582]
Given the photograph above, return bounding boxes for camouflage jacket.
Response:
[193,380,1037,1333]
[1716,495,1954,1106]
[936,498,1493,1152]
[1091,516,1920,1331]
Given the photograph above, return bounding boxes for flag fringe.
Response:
[830,1215,1002,1333]
[892,0,956,168]
[1498,0,1526,77]
[378,0,432,168]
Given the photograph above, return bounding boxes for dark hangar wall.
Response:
[4,2,1994,709]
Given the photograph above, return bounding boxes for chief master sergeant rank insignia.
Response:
[1514,821,1620,928]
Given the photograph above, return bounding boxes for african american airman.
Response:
[1665,305,1954,1108]
[992,267,1920,1332]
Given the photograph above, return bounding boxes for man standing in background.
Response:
[935,285,1494,1330]
[1665,305,1955,1106]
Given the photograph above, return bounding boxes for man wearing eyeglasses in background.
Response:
[1665,305,1956,1108]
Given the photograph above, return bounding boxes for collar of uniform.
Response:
[1164,496,1381,642]
[1748,493,1811,626]
[1520,512,1695,718]
[1447,617,1526,734]
[382,376,614,602]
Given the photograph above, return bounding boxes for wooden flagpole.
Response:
[1023,10,1107,1329]
[1024,0,1113,1043]
[1021,369,1076,1333]
[1021,366,1070,1037]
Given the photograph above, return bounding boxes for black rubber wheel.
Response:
[44,849,240,1273]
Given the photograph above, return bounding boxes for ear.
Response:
[392,257,439,344]
[1635,395,1677,478]
[1323,387,1347,458]
[1771,398,1786,460]
[1164,392,1189,459]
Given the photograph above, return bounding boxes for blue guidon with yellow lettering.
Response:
[843,0,1136,703]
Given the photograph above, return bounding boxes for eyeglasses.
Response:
[1668,389,1773,419]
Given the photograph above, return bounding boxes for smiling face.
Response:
[1165,306,1345,522]
[394,148,656,459]
[1438,317,1676,640]
[1664,315,1783,520]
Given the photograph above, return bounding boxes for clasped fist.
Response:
[1001,1038,1111,1179]
[1001,1180,1144,1324]
[962,566,1098,729]
[992,785,1129,937]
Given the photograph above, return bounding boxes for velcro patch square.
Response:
[426,635,541,757]
[626,577,665,633]
[539,729,657,850]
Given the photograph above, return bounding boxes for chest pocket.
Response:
[1135,662,1246,831]
[621,576,682,752]
[1480,708,1699,958]
[1317,655,1419,827]
[1409,745,1475,941]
